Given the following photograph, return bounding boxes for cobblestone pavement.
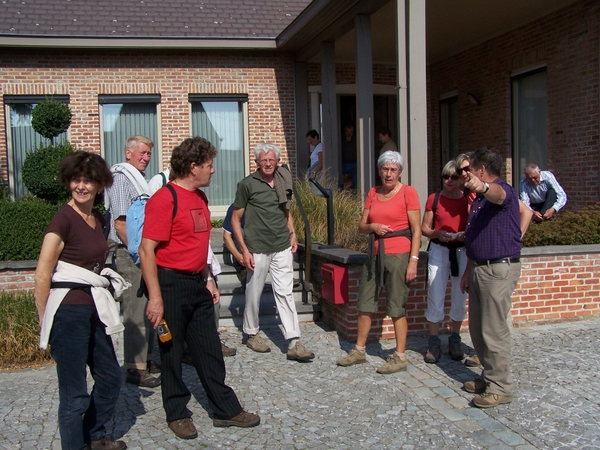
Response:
[2,316,600,449]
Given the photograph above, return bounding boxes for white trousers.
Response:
[243,247,300,340]
[425,242,468,323]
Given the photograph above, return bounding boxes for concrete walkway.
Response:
[1,316,600,449]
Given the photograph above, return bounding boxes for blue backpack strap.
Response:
[160,171,167,187]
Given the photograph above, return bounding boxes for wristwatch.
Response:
[481,182,490,194]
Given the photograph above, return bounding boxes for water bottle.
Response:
[157,319,172,343]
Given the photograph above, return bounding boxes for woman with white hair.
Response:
[337,151,421,374]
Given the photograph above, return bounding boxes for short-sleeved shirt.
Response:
[364,184,420,254]
[234,171,289,254]
[143,183,211,273]
[106,170,142,244]
[464,177,522,261]
[425,192,468,233]
[222,203,245,234]
[45,204,109,305]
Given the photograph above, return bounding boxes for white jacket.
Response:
[39,261,130,349]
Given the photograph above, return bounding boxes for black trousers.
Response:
[531,186,558,216]
[157,268,242,422]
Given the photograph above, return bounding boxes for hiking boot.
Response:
[464,354,481,367]
[287,341,315,362]
[424,335,441,364]
[247,334,271,353]
[88,437,127,450]
[448,333,464,361]
[126,369,160,388]
[147,360,161,374]
[168,417,198,439]
[336,348,367,367]
[221,343,237,357]
[473,392,513,408]
[213,410,261,428]
[376,353,408,374]
[463,378,487,394]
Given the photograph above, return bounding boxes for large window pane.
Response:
[5,97,69,199]
[101,97,159,180]
[440,95,459,163]
[512,70,547,185]
[191,99,245,207]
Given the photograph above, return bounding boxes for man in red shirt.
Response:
[139,137,259,440]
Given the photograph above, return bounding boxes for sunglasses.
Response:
[456,166,470,175]
[443,174,459,180]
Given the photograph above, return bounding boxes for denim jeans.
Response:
[49,304,121,450]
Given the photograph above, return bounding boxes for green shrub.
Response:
[21,142,75,203]
[0,197,60,261]
[0,177,9,201]
[523,205,600,247]
[31,98,72,142]
[291,176,367,252]
[211,218,224,229]
[0,290,52,369]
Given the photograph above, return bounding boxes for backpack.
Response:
[106,164,177,266]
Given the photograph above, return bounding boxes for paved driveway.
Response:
[1,316,599,449]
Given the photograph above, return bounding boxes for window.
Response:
[99,95,161,179]
[440,92,459,164]
[512,68,547,186]
[189,95,247,207]
[4,95,69,199]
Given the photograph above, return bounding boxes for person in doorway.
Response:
[305,129,323,181]
[378,127,397,156]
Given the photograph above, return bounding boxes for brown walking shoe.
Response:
[464,354,481,367]
[88,437,127,450]
[213,410,261,428]
[126,369,160,388]
[376,353,408,374]
[221,343,237,357]
[336,348,367,367]
[463,378,487,394]
[287,341,315,362]
[473,391,513,408]
[147,360,161,374]
[168,417,198,439]
[247,334,271,353]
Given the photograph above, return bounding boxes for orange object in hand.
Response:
[157,319,172,343]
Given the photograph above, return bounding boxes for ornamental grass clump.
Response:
[291,176,367,252]
[0,291,52,369]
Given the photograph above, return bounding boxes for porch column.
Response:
[355,14,375,198]
[321,41,340,183]
[295,61,309,176]
[396,0,428,210]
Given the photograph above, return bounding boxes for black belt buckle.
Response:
[474,257,520,266]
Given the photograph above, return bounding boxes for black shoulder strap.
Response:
[431,191,441,230]
[165,183,178,220]
[160,172,167,187]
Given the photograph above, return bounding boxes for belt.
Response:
[157,266,203,277]
[473,258,520,266]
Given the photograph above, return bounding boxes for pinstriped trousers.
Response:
[157,268,242,422]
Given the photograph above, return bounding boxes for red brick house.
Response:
[0,0,597,215]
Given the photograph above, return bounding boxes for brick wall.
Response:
[2,247,600,339]
[427,0,600,209]
[0,49,298,180]
[308,246,600,341]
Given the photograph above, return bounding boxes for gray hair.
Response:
[442,160,457,177]
[524,163,540,175]
[125,135,154,151]
[455,152,471,167]
[254,143,281,161]
[378,150,404,171]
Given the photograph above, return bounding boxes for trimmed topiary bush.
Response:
[0,197,61,261]
[31,98,72,143]
[21,142,75,203]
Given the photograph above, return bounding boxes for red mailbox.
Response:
[321,263,348,304]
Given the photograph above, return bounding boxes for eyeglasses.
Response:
[443,174,459,180]
[456,166,470,175]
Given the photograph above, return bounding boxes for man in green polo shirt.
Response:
[231,143,315,362]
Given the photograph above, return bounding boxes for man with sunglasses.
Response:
[459,147,522,409]
[519,164,567,223]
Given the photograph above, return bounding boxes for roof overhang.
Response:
[0,36,278,50]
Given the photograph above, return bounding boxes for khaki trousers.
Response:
[468,261,521,396]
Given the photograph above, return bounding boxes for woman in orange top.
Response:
[337,150,421,374]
